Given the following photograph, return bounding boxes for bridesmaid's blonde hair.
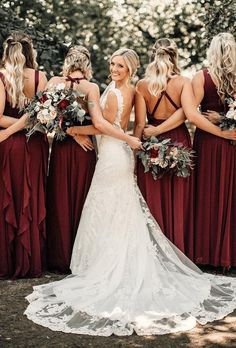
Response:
[62,46,92,80]
[2,31,38,108]
[207,32,236,101]
[145,38,180,96]
[111,48,140,77]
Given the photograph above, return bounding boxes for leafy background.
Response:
[0,0,235,84]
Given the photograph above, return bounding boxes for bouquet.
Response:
[137,136,194,180]
[219,97,236,145]
[23,83,90,140]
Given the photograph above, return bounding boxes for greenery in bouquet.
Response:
[137,136,195,180]
[23,83,90,140]
[219,97,236,145]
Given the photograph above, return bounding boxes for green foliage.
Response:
[0,0,235,82]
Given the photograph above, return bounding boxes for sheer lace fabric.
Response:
[24,82,236,336]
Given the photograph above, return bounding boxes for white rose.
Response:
[78,109,86,117]
[72,101,78,107]
[225,110,235,119]
[42,108,49,116]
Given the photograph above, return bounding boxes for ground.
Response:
[0,271,236,348]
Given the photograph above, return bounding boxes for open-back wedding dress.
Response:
[24,82,236,336]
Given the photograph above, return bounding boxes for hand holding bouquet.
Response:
[137,136,194,179]
[219,97,236,145]
[23,83,90,140]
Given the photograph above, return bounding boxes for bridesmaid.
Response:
[192,33,236,268]
[46,46,97,273]
[134,38,194,258]
[0,31,49,278]
[134,37,236,260]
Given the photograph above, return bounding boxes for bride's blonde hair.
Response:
[145,38,180,96]
[110,48,140,77]
[62,45,92,80]
[2,31,38,108]
[207,32,236,101]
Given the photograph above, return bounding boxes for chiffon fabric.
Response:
[25,82,236,336]
[0,71,49,278]
[137,92,194,259]
[193,69,236,267]
[46,136,96,273]
[46,76,96,273]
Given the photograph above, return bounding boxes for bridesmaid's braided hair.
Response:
[207,33,236,101]
[2,31,38,108]
[62,46,92,80]
[145,38,180,96]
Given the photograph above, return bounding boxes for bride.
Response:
[24,47,236,336]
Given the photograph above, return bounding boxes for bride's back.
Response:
[119,85,135,131]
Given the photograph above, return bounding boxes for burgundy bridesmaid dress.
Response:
[0,71,49,278]
[137,91,194,259]
[46,77,96,273]
[193,69,236,267]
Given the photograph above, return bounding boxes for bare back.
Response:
[137,75,185,119]
[119,85,135,131]
[0,68,47,101]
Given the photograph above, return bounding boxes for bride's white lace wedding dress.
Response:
[25,82,236,336]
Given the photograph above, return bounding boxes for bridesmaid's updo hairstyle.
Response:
[145,38,180,96]
[111,48,140,78]
[2,31,38,108]
[207,32,236,101]
[62,45,92,80]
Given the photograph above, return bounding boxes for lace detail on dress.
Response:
[24,84,236,336]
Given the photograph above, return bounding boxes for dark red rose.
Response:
[150,148,159,158]
[39,94,48,103]
[58,99,70,110]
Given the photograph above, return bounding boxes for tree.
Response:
[0,0,235,82]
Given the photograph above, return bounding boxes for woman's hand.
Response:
[126,136,143,150]
[73,135,94,151]
[66,127,78,137]
[202,110,222,124]
[0,129,11,142]
[220,129,236,140]
[143,125,159,138]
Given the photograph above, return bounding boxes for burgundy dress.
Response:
[193,69,236,267]
[137,91,194,258]
[0,71,49,278]
[46,77,96,273]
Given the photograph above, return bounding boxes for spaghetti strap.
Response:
[0,71,5,84]
[149,90,179,119]
[163,91,179,110]
[149,92,164,118]
[35,71,39,94]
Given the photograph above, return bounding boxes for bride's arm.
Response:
[68,84,141,149]
[67,90,118,137]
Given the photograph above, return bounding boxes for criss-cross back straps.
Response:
[149,91,179,118]
[65,76,86,89]
[35,70,39,94]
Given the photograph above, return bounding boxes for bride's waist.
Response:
[100,135,126,145]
